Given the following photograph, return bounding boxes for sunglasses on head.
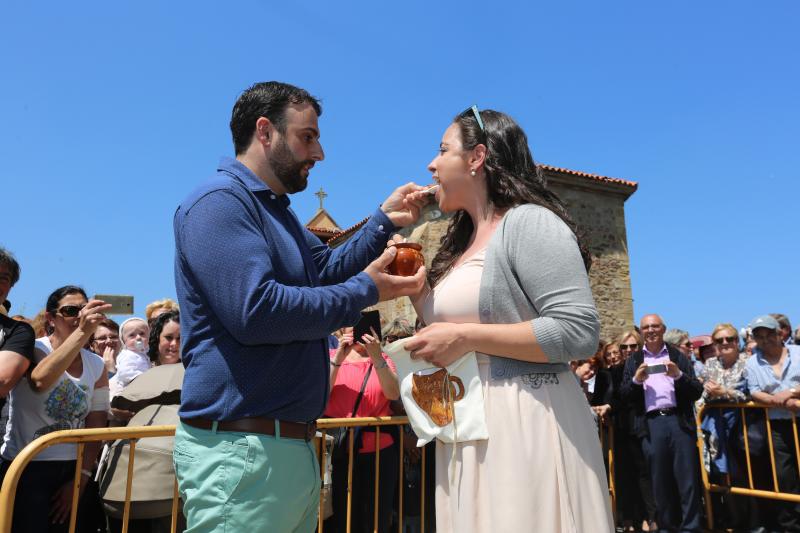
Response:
[56,304,85,318]
[713,336,737,345]
[620,343,638,350]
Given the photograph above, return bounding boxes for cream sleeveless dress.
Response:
[421,250,613,533]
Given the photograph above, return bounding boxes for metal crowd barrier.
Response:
[0,425,178,533]
[695,401,800,530]
[0,415,618,533]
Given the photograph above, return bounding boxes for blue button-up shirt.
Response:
[174,157,395,422]
[745,345,800,420]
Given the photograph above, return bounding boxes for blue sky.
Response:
[2,1,798,337]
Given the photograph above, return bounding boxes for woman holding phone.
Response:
[403,107,613,532]
[0,285,111,532]
[325,325,400,533]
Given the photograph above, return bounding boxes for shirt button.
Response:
[378,225,384,231]
[270,194,276,200]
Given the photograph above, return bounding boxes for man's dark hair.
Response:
[0,247,21,286]
[230,81,322,155]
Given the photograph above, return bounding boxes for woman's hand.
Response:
[334,331,354,366]
[403,322,469,368]
[360,329,383,362]
[102,346,117,374]
[50,477,85,524]
[78,299,112,336]
[592,404,611,424]
[704,380,725,399]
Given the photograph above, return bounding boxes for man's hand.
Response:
[666,361,681,379]
[364,247,426,301]
[634,362,649,384]
[771,389,795,406]
[380,183,427,228]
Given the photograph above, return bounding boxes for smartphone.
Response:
[646,363,667,375]
[353,310,381,343]
[93,294,134,315]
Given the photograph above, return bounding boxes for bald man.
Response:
[620,314,703,532]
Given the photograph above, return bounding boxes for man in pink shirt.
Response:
[620,314,704,532]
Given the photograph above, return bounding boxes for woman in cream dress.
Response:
[404,107,614,533]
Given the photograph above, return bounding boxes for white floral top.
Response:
[698,354,749,407]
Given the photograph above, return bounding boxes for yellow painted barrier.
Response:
[696,401,800,530]
[0,415,617,533]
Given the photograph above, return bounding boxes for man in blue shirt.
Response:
[172,81,426,532]
[745,314,800,531]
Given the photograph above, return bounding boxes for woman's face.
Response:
[619,335,639,360]
[92,325,120,356]
[427,123,475,214]
[157,320,181,365]
[49,293,87,338]
[676,336,693,357]
[713,328,739,366]
[604,344,622,367]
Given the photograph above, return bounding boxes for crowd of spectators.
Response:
[573,312,800,532]
[0,246,184,533]
[2,243,799,532]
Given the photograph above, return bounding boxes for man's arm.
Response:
[619,355,643,404]
[0,321,35,395]
[0,351,28,396]
[305,209,395,284]
[177,191,423,346]
[674,353,703,402]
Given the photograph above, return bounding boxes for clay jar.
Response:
[388,242,424,276]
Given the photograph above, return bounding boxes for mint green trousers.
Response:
[173,420,320,533]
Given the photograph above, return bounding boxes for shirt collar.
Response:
[218,157,291,207]
[643,343,668,358]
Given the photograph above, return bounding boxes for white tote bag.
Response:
[384,339,489,446]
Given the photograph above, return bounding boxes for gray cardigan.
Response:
[478,204,600,380]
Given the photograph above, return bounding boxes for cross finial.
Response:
[315,187,328,210]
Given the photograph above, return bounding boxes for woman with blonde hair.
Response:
[144,298,179,324]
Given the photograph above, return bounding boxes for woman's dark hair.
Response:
[148,310,180,363]
[427,109,592,288]
[45,285,88,313]
[230,81,322,155]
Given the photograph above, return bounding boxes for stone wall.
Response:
[374,170,636,346]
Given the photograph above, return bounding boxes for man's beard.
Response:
[269,137,312,194]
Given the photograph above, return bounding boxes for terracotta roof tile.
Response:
[539,164,637,189]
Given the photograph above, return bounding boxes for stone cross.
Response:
[315,187,328,210]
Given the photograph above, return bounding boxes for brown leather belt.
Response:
[180,416,316,442]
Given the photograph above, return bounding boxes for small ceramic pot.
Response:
[389,242,424,276]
